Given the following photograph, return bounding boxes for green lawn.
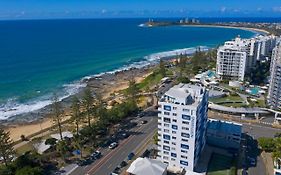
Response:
[207,154,236,175]
[210,95,244,104]
[137,70,164,91]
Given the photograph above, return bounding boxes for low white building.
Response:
[126,158,167,175]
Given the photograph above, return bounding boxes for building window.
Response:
[172,113,177,116]
[183,108,190,112]
[172,119,177,122]
[182,138,188,142]
[171,158,176,161]
[180,160,188,166]
[182,114,191,120]
[164,124,169,127]
[163,156,169,160]
[158,122,162,125]
[164,117,171,123]
[172,142,176,145]
[172,131,176,134]
[163,134,171,140]
[163,145,170,151]
[172,136,176,140]
[172,125,178,130]
[164,105,171,111]
[164,140,169,144]
[182,121,189,125]
[182,127,189,130]
[164,151,169,155]
[164,129,169,133]
[164,112,170,115]
[173,107,177,110]
[181,150,188,153]
[181,155,188,159]
[181,133,190,138]
[171,147,176,151]
[171,153,177,158]
[181,144,189,150]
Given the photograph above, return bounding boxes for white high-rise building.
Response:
[157,84,208,172]
[268,44,281,110]
[216,37,249,81]
[216,35,278,82]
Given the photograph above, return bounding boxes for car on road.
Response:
[248,157,256,166]
[128,152,135,160]
[140,120,148,125]
[119,161,127,168]
[242,169,248,175]
[109,142,118,149]
[91,150,101,159]
[77,158,92,166]
[137,112,145,118]
[121,132,129,139]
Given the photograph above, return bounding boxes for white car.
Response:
[109,142,118,149]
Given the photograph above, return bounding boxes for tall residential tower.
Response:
[268,44,281,110]
[157,84,208,172]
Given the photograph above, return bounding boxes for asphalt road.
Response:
[242,123,281,139]
[69,112,157,175]
[241,123,281,175]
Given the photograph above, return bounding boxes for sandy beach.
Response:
[182,24,270,35]
[3,65,155,142]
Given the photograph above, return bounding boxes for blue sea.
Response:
[0,18,256,120]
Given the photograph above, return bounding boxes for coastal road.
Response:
[69,111,158,175]
[241,123,281,175]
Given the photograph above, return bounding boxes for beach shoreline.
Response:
[2,64,156,141]
[181,24,270,35]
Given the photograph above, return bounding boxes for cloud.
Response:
[220,7,227,13]
[101,9,107,14]
[273,6,281,12]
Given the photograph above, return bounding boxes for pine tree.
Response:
[82,88,94,128]
[71,96,81,136]
[52,94,64,141]
[0,129,14,166]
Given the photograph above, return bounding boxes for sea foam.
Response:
[0,46,208,120]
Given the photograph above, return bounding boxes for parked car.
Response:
[109,142,118,149]
[121,132,129,139]
[140,120,148,124]
[248,157,256,166]
[91,150,101,159]
[119,161,127,168]
[128,152,135,160]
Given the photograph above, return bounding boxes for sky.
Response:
[1,0,281,20]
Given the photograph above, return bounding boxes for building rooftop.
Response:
[126,158,167,175]
[161,83,206,106]
[207,119,242,134]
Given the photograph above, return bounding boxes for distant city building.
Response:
[216,35,278,81]
[268,43,281,110]
[157,84,208,172]
[126,158,168,175]
[206,119,242,150]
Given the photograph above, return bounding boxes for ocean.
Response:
[0,18,255,120]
